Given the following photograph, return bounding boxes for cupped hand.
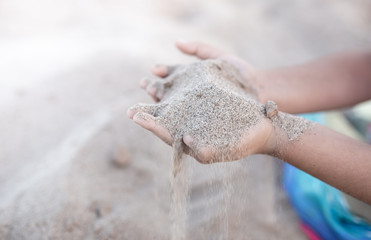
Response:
[128,40,275,164]
[127,104,275,163]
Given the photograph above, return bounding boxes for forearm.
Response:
[275,123,371,204]
[257,51,371,114]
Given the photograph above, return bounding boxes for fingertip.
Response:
[147,86,156,96]
[133,112,155,129]
[197,147,213,164]
[126,108,132,118]
[139,78,148,89]
[152,65,168,77]
[127,107,136,119]
[176,40,225,59]
[127,103,157,119]
[183,134,193,147]
[175,39,188,48]
[175,39,192,53]
[155,91,164,100]
[176,39,188,44]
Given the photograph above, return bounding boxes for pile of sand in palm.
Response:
[133,59,312,163]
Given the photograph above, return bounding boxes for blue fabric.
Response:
[282,113,371,240]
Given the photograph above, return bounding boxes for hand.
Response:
[127,40,276,163]
[144,40,262,103]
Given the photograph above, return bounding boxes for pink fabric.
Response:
[299,222,321,240]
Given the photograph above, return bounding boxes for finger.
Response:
[146,81,165,102]
[196,147,214,164]
[175,40,226,60]
[133,112,173,145]
[139,77,165,102]
[139,77,149,89]
[127,103,158,119]
[151,64,178,78]
[151,65,169,78]
[182,134,213,164]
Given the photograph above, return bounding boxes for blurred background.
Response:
[0,0,370,239]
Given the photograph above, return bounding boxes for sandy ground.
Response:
[0,0,370,239]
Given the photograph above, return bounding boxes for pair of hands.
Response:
[127,40,276,163]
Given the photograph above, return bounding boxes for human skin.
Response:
[127,40,371,204]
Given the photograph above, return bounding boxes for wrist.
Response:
[244,117,280,156]
[261,119,285,156]
[252,69,272,105]
[264,123,288,157]
[264,112,314,158]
